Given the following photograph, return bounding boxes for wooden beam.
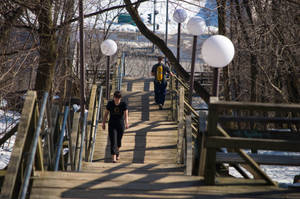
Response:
[71,112,80,170]
[73,112,81,171]
[206,136,300,152]
[216,125,277,186]
[216,152,300,166]
[218,115,300,124]
[86,85,97,161]
[0,170,6,176]
[204,97,218,185]
[177,86,185,164]
[198,111,207,176]
[210,100,300,112]
[185,115,192,176]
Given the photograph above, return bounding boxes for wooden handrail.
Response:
[1,91,37,198]
[210,100,300,112]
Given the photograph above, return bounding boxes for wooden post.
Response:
[87,86,99,162]
[171,76,176,120]
[169,76,173,121]
[33,106,44,171]
[86,85,97,161]
[204,97,219,185]
[198,111,207,176]
[71,112,80,171]
[185,114,193,176]
[177,86,185,164]
[49,105,59,169]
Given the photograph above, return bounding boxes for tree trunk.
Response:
[34,0,57,99]
[217,0,231,100]
[235,0,258,102]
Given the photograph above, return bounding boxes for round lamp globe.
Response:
[187,16,206,36]
[101,39,118,56]
[173,9,187,23]
[201,35,235,68]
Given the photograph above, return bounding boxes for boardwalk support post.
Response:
[177,86,185,164]
[204,97,219,185]
[185,114,193,176]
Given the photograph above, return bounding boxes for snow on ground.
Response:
[228,150,300,185]
[0,109,20,169]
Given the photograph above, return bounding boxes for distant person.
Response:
[102,91,129,163]
[151,56,174,110]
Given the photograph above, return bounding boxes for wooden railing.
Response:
[169,75,300,186]
[0,52,123,198]
[169,74,207,176]
[204,97,300,185]
[0,91,48,198]
[0,84,106,199]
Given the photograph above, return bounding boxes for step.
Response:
[95,136,178,143]
[99,131,177,137]
[81,162,184,174]
[30,170,203,199]
[92,156,177,164]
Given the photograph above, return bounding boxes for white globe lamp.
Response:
[186,16,206,107]
[101,39,117,100]
[201,35,235,68]
[187,16,206,36]
[173,9,187,23]
[101,39,117,56]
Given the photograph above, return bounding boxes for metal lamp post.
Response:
[186,16,206,107]
[101,39,118,100]
[201,35,235,97]
[173,8,187,62]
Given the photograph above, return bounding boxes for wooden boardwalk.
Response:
[29,78,300,199]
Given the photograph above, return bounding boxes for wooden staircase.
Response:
[29,78,203,198]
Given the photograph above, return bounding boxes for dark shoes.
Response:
[159,104,163,110]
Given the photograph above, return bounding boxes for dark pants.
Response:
[108,124,124,155]
[154,80,167,105]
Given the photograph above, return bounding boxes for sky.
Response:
[83,0,219,34]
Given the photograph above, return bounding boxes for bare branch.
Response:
[55,0,148,30]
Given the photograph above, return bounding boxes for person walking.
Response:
[102,91,129,163]
[151,56,174,110]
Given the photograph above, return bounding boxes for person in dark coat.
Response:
[102,91,129,163]
[151,56,174,110]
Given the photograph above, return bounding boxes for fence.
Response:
[169,75,300,186]
[0,54,124,198]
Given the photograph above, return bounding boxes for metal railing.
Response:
[0,53,120,198]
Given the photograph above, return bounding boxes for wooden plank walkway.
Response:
[29,78,300,199]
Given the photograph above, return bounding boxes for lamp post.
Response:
[173,8,187,62]
[186,16,206,108]
[201,35,235,97]
[164,0,169,65]
[78,0,85,121]
[101,39,118,100]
